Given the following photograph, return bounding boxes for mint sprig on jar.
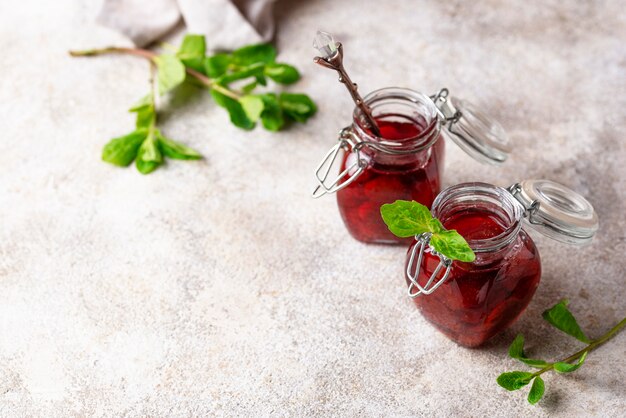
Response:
[380,200,476,262]
[381,180,599,347]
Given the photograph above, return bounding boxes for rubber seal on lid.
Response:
[509,180,599,245]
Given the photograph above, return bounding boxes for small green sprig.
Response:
[379,200,475,262]
[497,299,626,405]
[71,34,317,174]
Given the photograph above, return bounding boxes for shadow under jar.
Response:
[313,87,512,244]
[406,181,599,347]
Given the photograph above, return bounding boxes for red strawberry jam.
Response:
[405,184,542,347]
[337,115,445,244]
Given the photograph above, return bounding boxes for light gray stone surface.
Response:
[0,0,625,416]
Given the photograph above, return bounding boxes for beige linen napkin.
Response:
[97,0,277,50]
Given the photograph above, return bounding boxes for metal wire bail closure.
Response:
[312,126,367,198]
[406,233,453,298]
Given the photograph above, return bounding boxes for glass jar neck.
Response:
[351,88,441,162]
[431,182,525,255]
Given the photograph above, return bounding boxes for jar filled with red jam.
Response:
[313,87,511,244]
[405,180,599,347]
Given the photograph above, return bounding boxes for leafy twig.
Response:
[497,299,626,405]
[70,35,317,174]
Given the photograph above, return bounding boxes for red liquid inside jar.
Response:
[337,115,445,244]
[406,203,542,347]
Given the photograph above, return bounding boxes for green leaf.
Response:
[259,93,285,131]
[430,230,475,262]
[542,299,591,343]
[218,63,265,85]
[129,93,153,112]
[176,34,206,73]
[496,371,534,391]
[241,80,257,94]
[520,358,550,368]
[265,62,300,84]
[239,95,265,122]
[135,133,162,174]
[428,218,445,234]
[177,34,206,60]
[204,54,231,78]
[154,54,186,95]
[508,334,549,368]
[527,377,545,405]
[508,334,525,359]
[129,93,156,129]
[157,134,202,160]
[210,89,254,130]
[279,93,317,123]
[380,200,433,238]
[554,351,588,373]
[255,74,267,86]
[232,43,276,65]
[102,130,147,167]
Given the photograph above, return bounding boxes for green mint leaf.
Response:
[102,130,147,167]
[380,200,433,238]
[496,371,534,391]
[135,132,162,174]
[430,230,475,262]
[520,358,550,368]
[129,93,156,129]
[157,134,202,160]
[508,334,525,359]
[256,74,268,86]
[554,351,588,373]
[218,63,265,85]
[154,54,186,95]
[176,34,206,73]
[241,80,258,94]
[265,62,300,84]
[232,43,276,65]
[259,93,285,131]
[542,299,591,343]
[134,107,156,129]
[239,95,265,122]
[204,54,231,78]
[508,334,549,368]
[129,93,153,112]
[428,218,445,234]
[527,377,545,405]
[177,34,206,60]
[210,89,254,130]
[279,93,317,123]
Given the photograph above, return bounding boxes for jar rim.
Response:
[431,182,525,253]
[352,87,441,151]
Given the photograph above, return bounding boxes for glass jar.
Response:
[405,180,599,347]
[313,87,511,244]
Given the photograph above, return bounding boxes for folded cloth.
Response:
[97,0,276,50]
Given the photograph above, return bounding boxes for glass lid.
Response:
[444,97,512,165]
[431,89,512,165]
[510,179,599,245]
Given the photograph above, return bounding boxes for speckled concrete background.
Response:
[0,0,625,416]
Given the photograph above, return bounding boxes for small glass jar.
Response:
[405,180,599,347]
[313,87,511,244]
